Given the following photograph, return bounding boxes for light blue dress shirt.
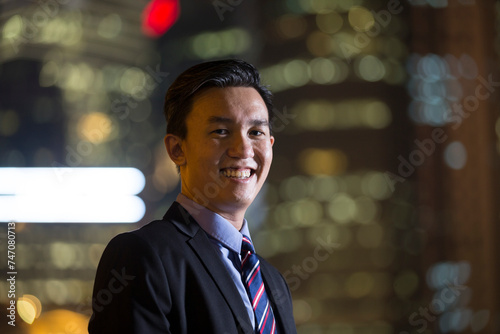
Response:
[176,194,256,329]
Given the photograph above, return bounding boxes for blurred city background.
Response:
[0,0,499,333]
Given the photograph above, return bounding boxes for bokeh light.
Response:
[18,294,42,324]
[98,14,122,39]
[76,112,114,144]
[316,11,343,34]
[27,309,89,334]
[292,99,392,132]
[356,55,386,82]
[142,0,180,38]
[299,148,348,175]
[444,141,467,170]
[348,6,375,32]
[407,53,478,126]
[190,28,251,60]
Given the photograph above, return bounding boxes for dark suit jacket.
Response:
[88,202,297,334]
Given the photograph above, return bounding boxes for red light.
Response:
[142,0,180,38]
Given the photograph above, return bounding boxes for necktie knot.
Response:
[241,235,255,255]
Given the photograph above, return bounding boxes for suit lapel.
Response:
[166,202,254,334]
[188,232,254,333]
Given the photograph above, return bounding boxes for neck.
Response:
[214,210,245,231]
[180,190,247,231]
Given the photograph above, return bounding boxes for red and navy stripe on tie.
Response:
[241,235,277,334]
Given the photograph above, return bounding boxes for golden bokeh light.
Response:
[18,294,42,324]
[299,148,348,175]
[18,300,36,324]
[76,112,113,144]
[27,309,89,334]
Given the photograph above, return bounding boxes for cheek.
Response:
[193,146,225,170]
[256,143,273,165]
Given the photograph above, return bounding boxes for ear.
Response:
[270,135,275,147]
[164,134,186,166]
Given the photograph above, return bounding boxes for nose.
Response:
[227,132,254,159]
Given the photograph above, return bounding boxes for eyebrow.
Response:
[207,116,270,127]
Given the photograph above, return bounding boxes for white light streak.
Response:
[0,168,146,223]
[0,167,145,195]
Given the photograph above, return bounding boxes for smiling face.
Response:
[165,86,274,225]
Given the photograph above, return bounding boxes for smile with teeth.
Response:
[220,168,253,179]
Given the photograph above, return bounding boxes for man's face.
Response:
[178,86,274,215]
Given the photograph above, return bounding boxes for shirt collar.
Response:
[175,193,251,254]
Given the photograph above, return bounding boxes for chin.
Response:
[222,193,255,207]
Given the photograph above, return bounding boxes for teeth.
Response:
[221,169,252,179]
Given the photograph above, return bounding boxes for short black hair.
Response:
[164,59,274,138]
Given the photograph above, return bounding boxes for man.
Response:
[88,59,297,333]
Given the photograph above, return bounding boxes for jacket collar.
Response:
[163,202,254,334]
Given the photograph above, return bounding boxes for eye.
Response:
[212,129,228,135]
[250,129,265,136]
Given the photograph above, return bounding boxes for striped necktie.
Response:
[240,235,277,334]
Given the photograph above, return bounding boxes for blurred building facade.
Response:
[0,0,499,333]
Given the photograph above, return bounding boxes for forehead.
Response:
[188,86,269,123]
